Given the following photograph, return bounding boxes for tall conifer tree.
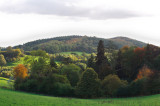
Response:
[96,40,106,65]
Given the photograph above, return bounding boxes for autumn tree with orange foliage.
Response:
[134,47,146,58]
[135,65,153,81]
[13,64,28,79]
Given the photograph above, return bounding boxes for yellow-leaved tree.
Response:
[135,65,153,81]
[13,64,28,79]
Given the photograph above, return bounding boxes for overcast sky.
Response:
[0,0,160,47]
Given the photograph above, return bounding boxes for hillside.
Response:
[110,36,146,48]
[13,35,146,53]
[0,88,159,106]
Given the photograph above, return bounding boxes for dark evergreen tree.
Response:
[116,50,123,78]
[50,57,57,68]
[96,40,106,65]
[95,40,111,79]
[87,54,95,69]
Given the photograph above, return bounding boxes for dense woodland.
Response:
[0,36,160,98]
[12,35,146,53]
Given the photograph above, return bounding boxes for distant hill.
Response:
[14,35,146,53]
[109,36,146,48]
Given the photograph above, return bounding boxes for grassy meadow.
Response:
[6,57,25,68]
[0,88,159,106]
[0,77,13,89]
[1,77,159,106]
[56,51,89,56]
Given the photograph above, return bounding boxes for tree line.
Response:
[1,40,160,98]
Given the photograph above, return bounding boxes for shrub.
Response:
[61,64,81,87]
[116,78,147,97]
[14,74,74,97]
[146,71,160,94]
[102,74,127,96]
[76,68,101,98]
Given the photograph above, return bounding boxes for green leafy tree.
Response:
[30,49,49,58]
[76,68,101,98]
[61,64,81,86]
[76,62,87,71]
[6,46,13,53]
[62,57,72,64]
[102,74,127,96]
[0,54,7,72]
[99,64,114,80]
[30,57,51,77]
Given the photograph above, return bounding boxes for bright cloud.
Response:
[0,0,160,47]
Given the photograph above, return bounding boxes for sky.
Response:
[0,0,160,47]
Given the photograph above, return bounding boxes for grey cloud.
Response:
[0,0,141,20]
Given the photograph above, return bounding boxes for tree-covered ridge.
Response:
[13,35,146,53]
[110,36,146,48]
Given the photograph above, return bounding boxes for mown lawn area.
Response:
[0,77,13,89]
[0,88,159,106]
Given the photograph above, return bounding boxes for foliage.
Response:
[135,65,153,81]
[87,54,96,69]
[30,57,50,77]
[0,47,22,62]
[116,46,145,81]
[30,49,49,58]
[2,38,160,99]
[75,62,87,71]
[14,74,73,96]
[98,63,115,80]
[14,36,119,53]
[110,36,146,48]
[95,40,112,79]
[116,78,147,97]
[96,40,107,66]
[102,74,127,96]
[76,68,101,98]
[61,64,81,86]
[50,56,57,68]
[146,71,160,95]
[0,54,7,73]
[13,64,28,79]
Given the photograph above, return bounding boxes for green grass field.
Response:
[57,52,89,56]
[0,88,159,106]
[0,77,13,89]
[0,77,160,106]
[6,57,25,68]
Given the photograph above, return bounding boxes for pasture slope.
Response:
[0,77,13,89]
[0,88,159,106]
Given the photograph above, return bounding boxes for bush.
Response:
[61,64,81,87]
[102,74,127,97]
[14,74,74,97]
[75,68,101,98]
[116,78,147,97]
[146,71,160,94]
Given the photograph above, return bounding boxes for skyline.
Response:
[0,0,160,47]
